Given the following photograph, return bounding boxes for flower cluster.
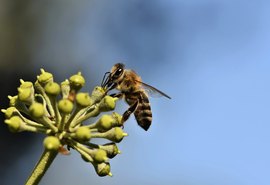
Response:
[2,69,128,177]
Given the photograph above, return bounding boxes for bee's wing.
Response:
[135,80,171,99]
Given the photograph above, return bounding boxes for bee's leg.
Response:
[110,93,123,99]
[121,100,139,124]
[105,83,117,93]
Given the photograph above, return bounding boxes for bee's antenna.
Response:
[101,72,111,87]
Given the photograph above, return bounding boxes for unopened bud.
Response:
[18,87,33,102]
[94,162,112,177]
[90,149,108,163]
[37,69,53,85]
[29,103,44,118]
[76,93,92,107]
[96,115,114,132]
[58,99,73,114]
[61,80,70,99]
[2,107,17,118]
[100,143,121,159]
[75,126,91,142]
[19,80,33,89]
[69,72,85,91]
[45,82,60,96]
[91,86,106,102]
[43,136,60,151]
[4,116,22,132]
[99,96,117,112]
[103,127,128,143]
[8,95,18,107]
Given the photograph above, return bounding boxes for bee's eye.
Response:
[113,68,123,78]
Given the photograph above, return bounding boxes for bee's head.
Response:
[101,63,125,89]
[111,63,125,79]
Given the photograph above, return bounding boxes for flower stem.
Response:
[25,149,58,185]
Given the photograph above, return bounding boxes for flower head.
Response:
[2,69,127,177]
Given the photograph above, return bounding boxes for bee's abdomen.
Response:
[134,92,152,131]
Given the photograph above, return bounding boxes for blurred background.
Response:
[1,0,270,184]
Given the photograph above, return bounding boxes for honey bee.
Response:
[101,63,171,131]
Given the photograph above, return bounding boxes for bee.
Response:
[101,63,171,131]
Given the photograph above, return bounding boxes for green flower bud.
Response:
[37,69,53,85]
[18,87,33,102]
[44,82,60,96]
[76,93,92,107]
[4,116,22,132]
[19,80,35,103]
[104,127,128,143]
[111,112,123,127]
[99,96,117,112]
[91,86,106,102]
[96,114,114,132]
[93,149,108,163]
[29,103,44,118]
[19,80,33,89]
[61,80,70,99]
[8,96,28,113]
[94,162,112,177]
[100,143,121,159]
[1,107,17,118]
[58,99,73,114]
[69,72,85,91]
[8,95,18,107]
[75,126,91,142]
[43,136,60,151]
[95,113,123,132]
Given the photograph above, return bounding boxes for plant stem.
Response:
[25,149,58,185]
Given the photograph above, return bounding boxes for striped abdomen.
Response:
[125,90,152,131]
